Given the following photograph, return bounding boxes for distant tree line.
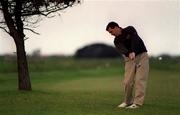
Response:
[74,43,122,58]
[0,43,180,59]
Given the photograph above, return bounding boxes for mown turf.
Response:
[0,57,180,115]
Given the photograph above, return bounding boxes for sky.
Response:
[0,0,180,56]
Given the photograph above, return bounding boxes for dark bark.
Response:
[16,38,31,90]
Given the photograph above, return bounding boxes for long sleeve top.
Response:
[114,26,147,57]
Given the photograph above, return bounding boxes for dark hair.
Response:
[106,21,119,31]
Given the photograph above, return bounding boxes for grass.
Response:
[0,57,180,115]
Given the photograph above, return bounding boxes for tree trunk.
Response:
[1,0,32,90]
[16,38,32,90]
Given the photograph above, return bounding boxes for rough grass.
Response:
[0,57,180,115]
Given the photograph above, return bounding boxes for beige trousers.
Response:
[123,52,149,106]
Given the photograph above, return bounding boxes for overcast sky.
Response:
[0,0,179,56]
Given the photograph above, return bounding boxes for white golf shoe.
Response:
[126,104,140,109]
[117,102,128,108]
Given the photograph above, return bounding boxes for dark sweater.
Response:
[114,26,147,57]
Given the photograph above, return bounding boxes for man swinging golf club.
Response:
[106,21,149,109]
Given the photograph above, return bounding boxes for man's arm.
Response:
[127,26,140,57]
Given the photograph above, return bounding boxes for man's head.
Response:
[106,21,122,37]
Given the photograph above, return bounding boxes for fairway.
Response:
[0,58,180,115]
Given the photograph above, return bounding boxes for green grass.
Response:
[0,57,180,115]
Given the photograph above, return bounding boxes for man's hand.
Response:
[129,52,135,60]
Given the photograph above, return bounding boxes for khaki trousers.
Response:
[123,52,149,106]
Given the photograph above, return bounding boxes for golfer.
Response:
[106,21,149,109]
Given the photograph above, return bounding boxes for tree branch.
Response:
[0,26,10,35]
[24,27,40,35]
[0,0,81,37]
